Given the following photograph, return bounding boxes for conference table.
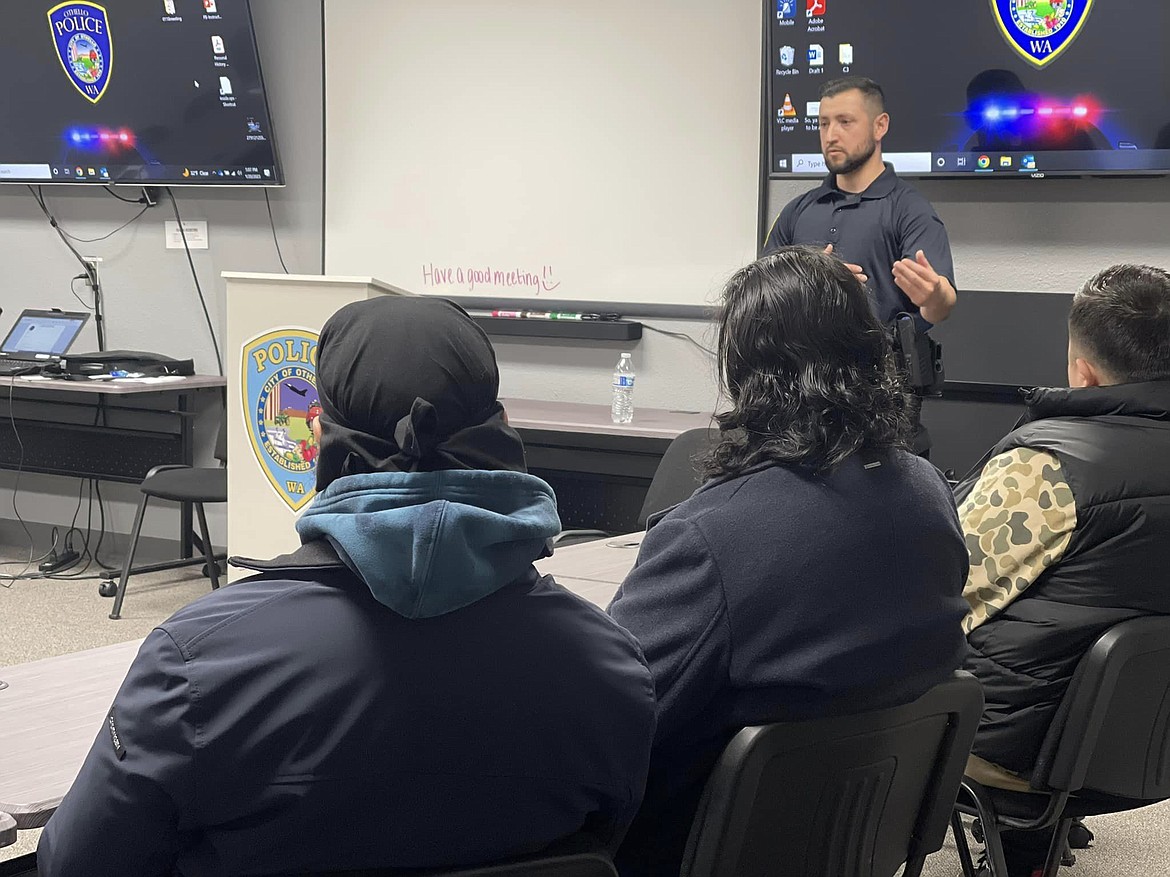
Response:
[0,532,645,853]
[501,397,714,531]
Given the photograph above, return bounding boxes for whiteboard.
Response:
[324,1,762,308]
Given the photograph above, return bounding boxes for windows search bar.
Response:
[0,164,52,180]
[790,154,827,174]
[789,153,934,175]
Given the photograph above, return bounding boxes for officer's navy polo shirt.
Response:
[763,163,955,326]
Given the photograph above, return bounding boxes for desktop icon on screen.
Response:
[204,0,217,12]
[806,101,821,118]
[808,44,824,66]
[164,0,176,13]
[212,35,226,55]
[779,45,795,66]
[777,0,796,20]
[807,0,826,17]
[839,43,853,65]
[219,76,233,96]
[780,93,798,118]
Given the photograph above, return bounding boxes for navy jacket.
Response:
[39,471,656,877]
[608,452,969,876]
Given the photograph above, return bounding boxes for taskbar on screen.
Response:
[0,163,280,184]
[773,150,1170,178]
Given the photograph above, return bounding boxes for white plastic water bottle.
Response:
[611,352,635,424]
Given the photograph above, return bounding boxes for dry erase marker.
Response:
[492,310,524,319]
[522,311,553,320]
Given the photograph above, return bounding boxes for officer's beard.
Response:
[825,138,877,176]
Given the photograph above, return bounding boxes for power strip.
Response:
[39,550,80,573]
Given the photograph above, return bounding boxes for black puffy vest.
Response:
[957,381,1170,777]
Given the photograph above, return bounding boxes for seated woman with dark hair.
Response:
[609,246,971,877]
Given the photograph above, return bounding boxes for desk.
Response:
[0,376,226,558]
[503,398,714,531]
[0,640,139,831]
[0,534,644,844]
[534,533,643,608]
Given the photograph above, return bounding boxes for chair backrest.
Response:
[637,427,720,529]
[680,672,983,877]
[1032,615,1170,800]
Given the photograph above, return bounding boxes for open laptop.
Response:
[0,309,91,376]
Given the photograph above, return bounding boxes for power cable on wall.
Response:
[166,188,224,375]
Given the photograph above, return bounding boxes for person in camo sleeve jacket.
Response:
[954,264,1170,877]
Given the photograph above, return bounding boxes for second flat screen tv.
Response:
[0,0,281,186]
[768,0,1170,178]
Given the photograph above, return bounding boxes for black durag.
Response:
[314,296,527,491]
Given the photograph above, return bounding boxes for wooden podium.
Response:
[223,273,410,570]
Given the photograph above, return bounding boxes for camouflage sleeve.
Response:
[958,448,1077,633]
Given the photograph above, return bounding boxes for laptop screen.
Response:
[1,311,89,357]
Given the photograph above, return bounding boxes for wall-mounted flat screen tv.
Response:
[768,0,1169,178]
[0,0,281,186]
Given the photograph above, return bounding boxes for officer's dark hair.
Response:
[1071,264,1170,382]
[820,77,886,116]
[706,246,910,477]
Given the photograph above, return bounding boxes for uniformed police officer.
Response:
[764,77,957,328]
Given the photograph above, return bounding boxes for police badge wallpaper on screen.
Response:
[0,0,280,184]
[770,0,1170,177]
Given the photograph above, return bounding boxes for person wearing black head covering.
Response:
[39,297,657,877]
[313,296,527,484]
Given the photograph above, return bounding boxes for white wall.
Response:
[493,317,721,414]
[0,0,324,555]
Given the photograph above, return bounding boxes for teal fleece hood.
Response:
[296,470,561,619]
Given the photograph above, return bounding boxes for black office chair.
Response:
[102,415,227,620]
[681,671,984,877]
[636,427,720,529]
[952,616,1170,877]
[553,426,720,545]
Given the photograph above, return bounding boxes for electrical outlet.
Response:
[82,256,102,291]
